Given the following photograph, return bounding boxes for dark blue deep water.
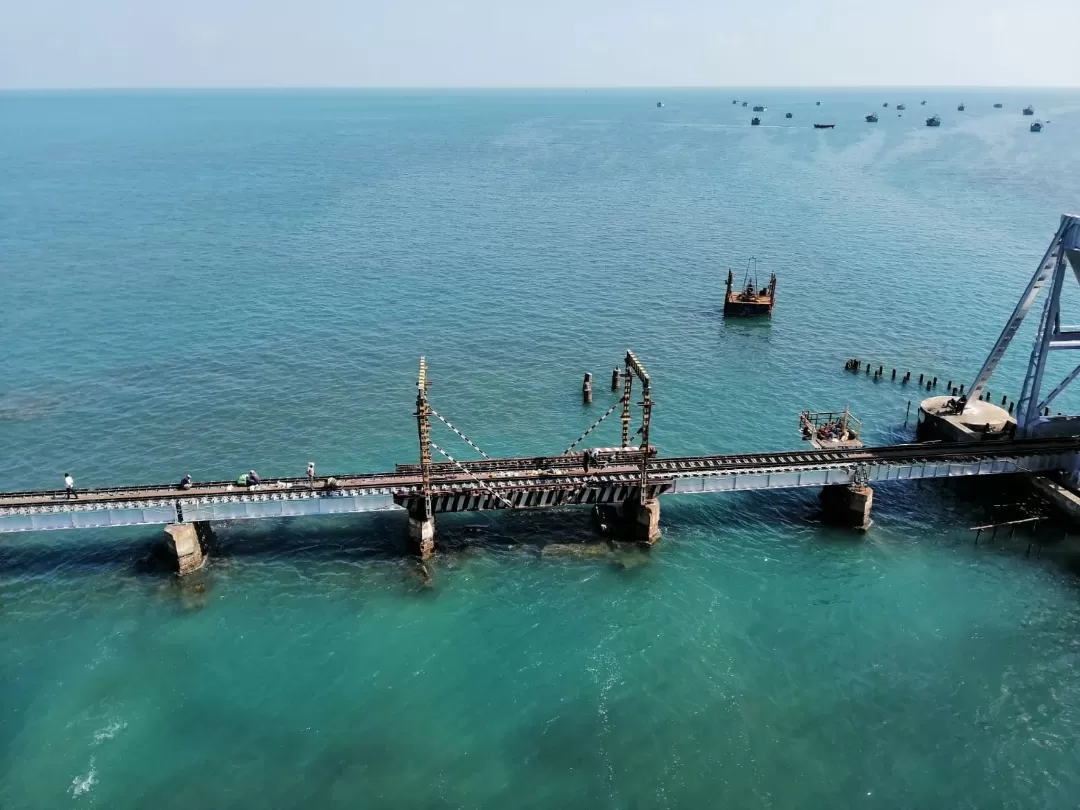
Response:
[3,89,1080,808]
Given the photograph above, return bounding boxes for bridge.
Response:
[4,214,1080,574]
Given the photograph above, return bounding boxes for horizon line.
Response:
[2,84,1078,93]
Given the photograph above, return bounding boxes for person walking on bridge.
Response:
[63,473,77,499]
[306,461,316,490]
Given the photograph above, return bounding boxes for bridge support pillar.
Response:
[626,498,662,545]
[163,522,209,575]
[408,511,435,558]
[821,485,873,531]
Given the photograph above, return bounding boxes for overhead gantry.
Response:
[619,350,661,543]
[405,350,660,556]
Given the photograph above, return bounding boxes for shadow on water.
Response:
[0,506,652,582]
[4,476,1079,583]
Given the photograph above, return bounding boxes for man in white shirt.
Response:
[64,473,77,499]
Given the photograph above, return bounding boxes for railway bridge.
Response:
[2,351,1080,574]
[4,214,1080,574]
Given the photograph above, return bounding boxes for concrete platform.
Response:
[918,396,1015,442]
[1030,475,1080,524]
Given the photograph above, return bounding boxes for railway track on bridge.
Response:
[3,436,1078,511]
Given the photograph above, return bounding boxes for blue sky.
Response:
[2,0,1077,89]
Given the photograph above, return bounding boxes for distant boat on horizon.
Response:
[814,123,835,129]
[957,103,965,111]
[785,112,793,118]
[752,105,766,112]
[1023,105,1035,115]
[751,117,761,126]
[1030,121,1043,132]
[994,103,1003,108]
[926,115,941,127]
[897,104,906,110]
[865,113,879,122]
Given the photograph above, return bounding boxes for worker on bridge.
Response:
[63,473,77,499]
[582,448,602,473]
[236,470,262,488]
[306,461,316,490]
[178,474,193,491]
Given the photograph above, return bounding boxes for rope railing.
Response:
[429,408,492,459]
[563,400,621,455]
[429,440,516,509]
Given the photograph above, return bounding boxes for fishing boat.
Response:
[752,105,766,112]
[785,112,793,118]
[732,99,738,104]
[1030,121,1043,132]
[816,101,821,106]
[813,123,835,129]
[865,113,878,122]
[897,104,906,110]
[751,117,761,126]
[1023,105,1035,115]
[883,102,888,108]
[957,103,965,111]
[656,101,664,107]
[921,100,927,105]
[994,103,1003,108]
[926,115,941,127]
[742,101,748,107]
[724,259,777,317]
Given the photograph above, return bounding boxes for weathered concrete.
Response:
[163,522,206,575]
[821,485,873,531]
[918,396,1014,442]
[1030,475,1080,524]
[626,498,662,545]
[591,500,661,544]
[408,513,435,558]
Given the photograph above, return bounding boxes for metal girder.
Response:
[1038,361,1080,413]
[415,357,433,520]
[965,214,1080,433]
[965,216,1072,408]
[1016,216,1080,432]
[668,451,1077,494]
[623,350,653,504]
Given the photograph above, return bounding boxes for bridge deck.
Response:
[1,437,1078,533]
[3,437,1079,508]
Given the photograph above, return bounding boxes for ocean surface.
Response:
[3,88,1080,808]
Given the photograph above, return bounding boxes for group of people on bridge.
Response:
[59,462,336,499]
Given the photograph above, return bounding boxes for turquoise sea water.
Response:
[3,88,1080,808]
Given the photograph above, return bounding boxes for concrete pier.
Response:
[918,395,1015,441]
[163,521,209,575]
[591,498,661,544]
[408,510,435,558]
[626,498,661,545]
[821,485,873,531]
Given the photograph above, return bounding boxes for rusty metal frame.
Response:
[415,357,433,521]
[623,350,653,504]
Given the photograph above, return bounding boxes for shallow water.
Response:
[3,88,1080,808]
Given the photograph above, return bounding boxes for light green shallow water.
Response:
[2,88,1080,808]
